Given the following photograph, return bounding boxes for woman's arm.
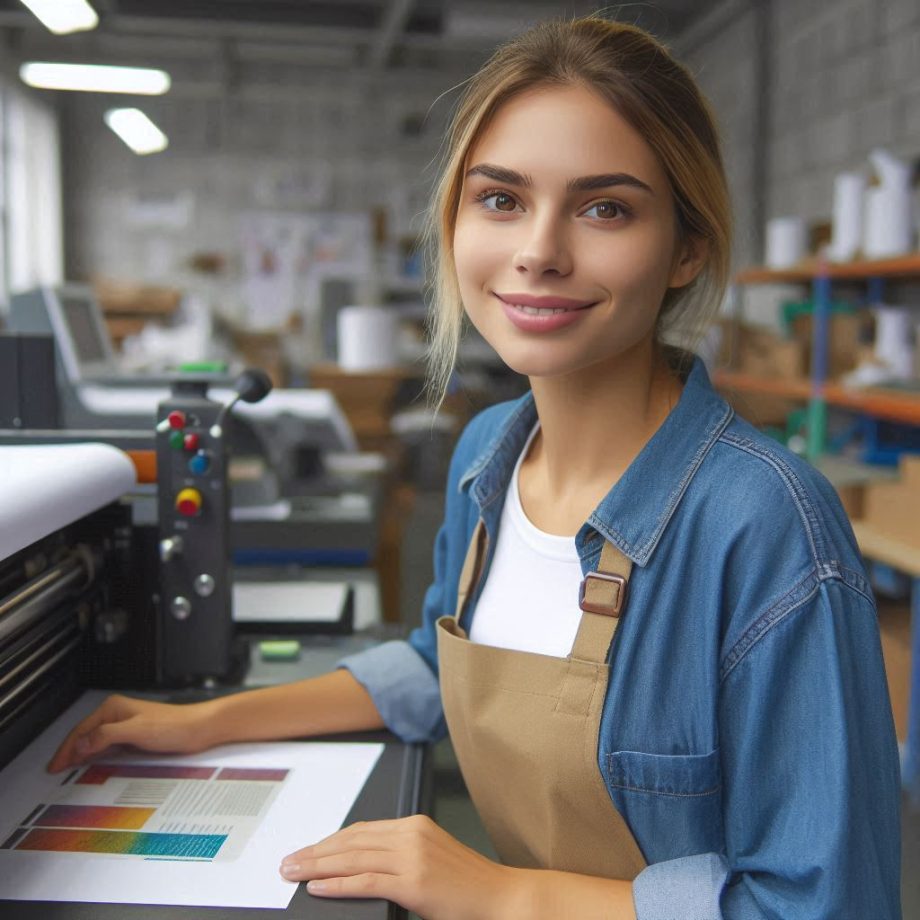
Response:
[280,813,637,919]
[48,669,384,771]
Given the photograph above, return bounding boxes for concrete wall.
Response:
[61,1,920,313]
[683,0,920,272]
[60,67,467,321]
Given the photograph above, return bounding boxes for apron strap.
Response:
[453,518,487,621]
[570,540,632,663]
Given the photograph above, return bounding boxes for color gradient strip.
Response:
[78,764,216,785]
[216,767,289,781]
[15,828,227,859]
[35,804,154,830]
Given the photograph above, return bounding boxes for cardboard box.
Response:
[718,321,807,379]
[716,322,807,426]
[863,454,920,548]
[228,329,288,389]
[878,600,910,743]
[309,363,417,451]
[790,312,862,380]
[92,277,182,316]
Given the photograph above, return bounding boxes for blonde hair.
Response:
[424,16,732,404]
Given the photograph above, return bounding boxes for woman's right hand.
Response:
[46,694,219,774]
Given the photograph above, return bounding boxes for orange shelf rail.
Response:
[713,370,920,427]
[735,253,920,285]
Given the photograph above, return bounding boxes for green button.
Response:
[177,361,228,373]
[169,430,185,449]
[259,640,301,661]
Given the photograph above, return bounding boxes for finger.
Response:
[282,815,431,862]
[47,700,121,772]
[304,873,401,902]
[281,844,404,882]
[73,718,143,762]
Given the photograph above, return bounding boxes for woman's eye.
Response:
[584,201,627,220]
[478,191,518,212]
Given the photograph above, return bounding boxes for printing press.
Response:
[0,376,426,919]
[0,372,272,773]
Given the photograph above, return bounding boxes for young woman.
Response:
[50,18,901,919]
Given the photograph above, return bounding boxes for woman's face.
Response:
[453,84,701,379]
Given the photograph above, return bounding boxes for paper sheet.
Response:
[233,582,350,624]
[0,444,136,560]
[0,692,383,909]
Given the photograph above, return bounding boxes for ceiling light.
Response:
[19,0,98,35]
[104,108,168,155]
[20,62,171,95]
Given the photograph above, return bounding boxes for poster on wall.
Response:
[240,212,372,331]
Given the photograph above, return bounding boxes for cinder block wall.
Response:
[61,71,463,301]
[62,2,920,293]
[683,0,920,273]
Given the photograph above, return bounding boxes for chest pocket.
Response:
[605,748,724,863]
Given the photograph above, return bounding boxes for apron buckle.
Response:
[578,571,627,617]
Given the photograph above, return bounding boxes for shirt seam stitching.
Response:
[720,566,874,682]
[718,431,829,565]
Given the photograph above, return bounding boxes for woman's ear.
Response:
[668,235,708,289]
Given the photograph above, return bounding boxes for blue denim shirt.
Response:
[341,357,901,919]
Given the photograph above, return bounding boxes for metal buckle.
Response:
[578,570,626,617]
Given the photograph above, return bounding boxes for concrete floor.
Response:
[401,491,920,917]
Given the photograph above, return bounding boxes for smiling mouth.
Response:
[494,293,598,315]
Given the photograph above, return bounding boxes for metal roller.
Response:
[0,546,100,646]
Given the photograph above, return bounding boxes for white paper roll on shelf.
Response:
[765,216,807,269]
[828,172,865,263]
[337,305,398,371]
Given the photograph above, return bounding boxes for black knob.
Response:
[234,369,273,404]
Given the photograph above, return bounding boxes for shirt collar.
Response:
[459,356,734,566]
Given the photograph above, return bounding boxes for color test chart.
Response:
[1,761,290,862]
[0,692,385,909]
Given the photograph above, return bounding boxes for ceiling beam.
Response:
[367,0,414,70]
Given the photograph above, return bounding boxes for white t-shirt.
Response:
[468,424,584,657]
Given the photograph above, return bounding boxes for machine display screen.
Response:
[60,295,108,366]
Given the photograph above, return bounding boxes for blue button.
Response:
[188,452,211,475]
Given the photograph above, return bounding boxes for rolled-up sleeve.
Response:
[633,852,728,920]
[338,639,445,742]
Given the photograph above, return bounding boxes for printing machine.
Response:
[5,286,380,565]
[0,386,427,920]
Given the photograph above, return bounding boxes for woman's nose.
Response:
[513,217,573,276]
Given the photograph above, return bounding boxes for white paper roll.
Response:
[874,305,915,379]
[863,187,913,259]
[337,305,398,371]
[765,217,807,269]
[828,172,865,263]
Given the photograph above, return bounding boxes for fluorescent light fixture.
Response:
[19,0,98,35]
[20,62,171,95]
[104,108,168,155]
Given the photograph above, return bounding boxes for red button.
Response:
[176,488,203,517]
[168,411,186,430]
[183,433,200,451]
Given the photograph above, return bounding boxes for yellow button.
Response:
[175,488,203,517]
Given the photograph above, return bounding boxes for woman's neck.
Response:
[518,340,682,535]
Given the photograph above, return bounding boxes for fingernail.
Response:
[281,864,300,878]
[307,880,326,893]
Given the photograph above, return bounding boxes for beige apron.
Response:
[436,520,647,880]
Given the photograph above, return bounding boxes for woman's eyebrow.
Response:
[465,163,653,195]
[567,173,654,194]
[465,163,532,186]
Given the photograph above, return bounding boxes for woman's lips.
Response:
[494,292,596,311]
[493,292,598,332]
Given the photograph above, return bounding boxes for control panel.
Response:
[155,383,232,684]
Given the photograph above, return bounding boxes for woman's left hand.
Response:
[280,814,521,919]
